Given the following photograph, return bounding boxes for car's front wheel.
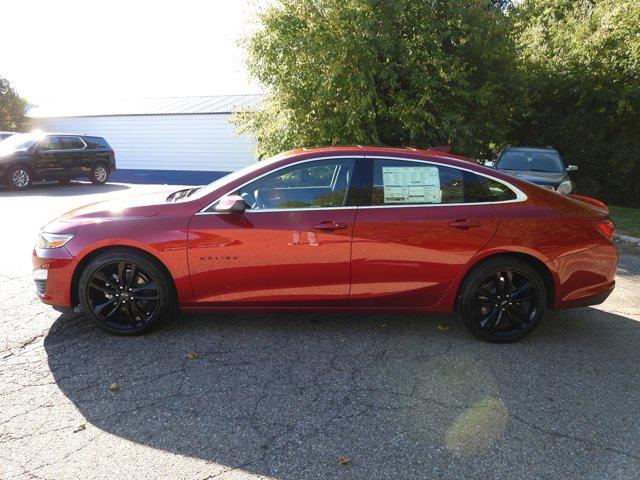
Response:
[458,257,547,343]
[7,165,32,190]
[90,163,109,185]
[78,250,173,335]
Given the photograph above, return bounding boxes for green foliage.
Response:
[513,0,640,206]
[235,0,521,159]
[0,77,27,131]
[236,0,640,207]
[609,206,640,237]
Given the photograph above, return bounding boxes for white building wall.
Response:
[30,113,257,172]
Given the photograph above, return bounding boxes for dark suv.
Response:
[491,146,578,195]
[0,132,116,190]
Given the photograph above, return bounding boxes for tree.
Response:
[512,0,640,206]
[0,77,27,131]
[236,0,521,159]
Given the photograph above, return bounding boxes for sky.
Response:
[1,0,263,105]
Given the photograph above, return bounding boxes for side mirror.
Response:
[215,194,247,213]
[567,165,578,172]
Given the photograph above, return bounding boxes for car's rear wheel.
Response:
[78,250,173,335]
[458,258,547,343]
[90,163,109,185]
[7,165,32,190]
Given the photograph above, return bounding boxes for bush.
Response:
[235,0,521,160]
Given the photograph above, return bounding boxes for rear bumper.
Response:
[557,283,615,309]
[547,243,618,310]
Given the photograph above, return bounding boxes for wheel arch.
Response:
[454,251,557,310]
[7,161,35,178]
[70,245,178,308]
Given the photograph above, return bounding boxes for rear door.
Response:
[59,136,88,176]
[350,157,501,307]
[187,156,363,307]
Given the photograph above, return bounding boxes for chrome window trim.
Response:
[196,155,364,215]
[196,154,527,215]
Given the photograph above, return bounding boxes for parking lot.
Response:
[1,182,640,479]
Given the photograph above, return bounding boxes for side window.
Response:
[228,159,355,211]
[466,174,518,202]
[37,136,62,152]
[85,137,110,149]
[370,159,465,205]
[60,136,85,150]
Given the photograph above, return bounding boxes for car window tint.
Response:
[38,136,62,151]
[370,159,465,205]
[230,159,355,210]
[466,174,518,202]
[60,137,85,149]
[85,137,110,148]
[497,150,564,173]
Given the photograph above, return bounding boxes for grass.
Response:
[610,206,640,238]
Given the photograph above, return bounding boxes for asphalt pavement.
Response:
[1,182,639,480]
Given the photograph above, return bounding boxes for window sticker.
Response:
[382,166,442,204]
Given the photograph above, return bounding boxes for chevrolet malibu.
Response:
[33,147,618,342]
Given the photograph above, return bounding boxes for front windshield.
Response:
[0,133,39,154]
[497,150,564,173]
[186,154,283,201]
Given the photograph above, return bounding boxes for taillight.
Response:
[595,220,615,240]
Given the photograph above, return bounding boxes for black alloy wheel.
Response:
[79,250,172,335]
[459,258,546,342]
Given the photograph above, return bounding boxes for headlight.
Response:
[36,232,75,249]
[557,180,573,195]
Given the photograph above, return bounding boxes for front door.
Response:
[187,157,361,307]
[34,136,66,179]
[350,157,500,307]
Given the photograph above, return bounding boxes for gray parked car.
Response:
[490,146,578,195]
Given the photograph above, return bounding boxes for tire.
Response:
[457,257,547,343]
[6,165,32,190]
[78,249,174,335]
[90,163,109,185]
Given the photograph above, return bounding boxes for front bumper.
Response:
[32,246,76,308]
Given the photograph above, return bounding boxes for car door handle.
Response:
[314,221,348,230]
[449,219,482,229]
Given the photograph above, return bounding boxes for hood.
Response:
[0,151,26,161]
[60,190,175,223]
[498,169,567,186]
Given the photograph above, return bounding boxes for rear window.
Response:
[466,174,518,202]
[84,137,111,149]
[60,136,86,149]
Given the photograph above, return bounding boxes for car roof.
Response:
[41,132,93,137]
[277,145,478,165]
[502,146,559,154]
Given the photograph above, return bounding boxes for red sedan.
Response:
[33,147,618,342]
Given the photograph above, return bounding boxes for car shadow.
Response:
[44,307,640,479]
[0,181,131,197]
